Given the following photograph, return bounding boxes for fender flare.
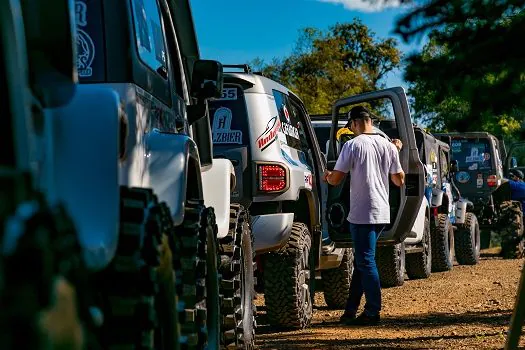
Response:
[144,130,203,227]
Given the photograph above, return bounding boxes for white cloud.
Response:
[318,0,405,13]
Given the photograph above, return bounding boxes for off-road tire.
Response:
[455,212,481,265]
[406,217,432,280]
[218,204,256,349]
[376,243,405,288]
[173,200,220,349]
[99,187,179,349]
[0,200,86,350]
[321,248,353,309]
[431,213,455,272]
[499,200,524,259]
[264,222,313,329]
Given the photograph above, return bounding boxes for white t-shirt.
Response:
[334,134,403,224]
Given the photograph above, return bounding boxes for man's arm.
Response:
[323,142,352,185]
[323,170,346,186]
[390,139,405,187]
[390,171,405,187]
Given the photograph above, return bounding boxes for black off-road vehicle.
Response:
[436,132,505,249]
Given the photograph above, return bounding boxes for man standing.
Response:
[323,106,405,326]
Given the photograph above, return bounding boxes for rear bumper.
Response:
[252,213,294,254]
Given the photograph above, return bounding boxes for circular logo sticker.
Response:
[456,171,471,184]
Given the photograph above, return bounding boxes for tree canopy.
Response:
[251,19,401,114]
[392,0,525,139]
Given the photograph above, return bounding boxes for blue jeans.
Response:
[345,223,384,316]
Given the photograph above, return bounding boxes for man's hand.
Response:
[392,139,403,151]
[322,170,331,183]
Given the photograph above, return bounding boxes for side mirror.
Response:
[21,0,77,107]
[191,60,224,100]
[511,157,518,168]
[450,160,459,173]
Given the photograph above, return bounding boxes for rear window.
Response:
[451,138,493,171]
[208,86,250,146]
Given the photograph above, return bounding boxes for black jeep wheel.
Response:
[431,213,455,272]
[264,222,313,329]
[218,204,256,349]
[173,200,220,349]
[499,201,524,259]
[376,243,405,288]
[406,217,432,279]
[100,187,180,350]
[321,248,353,309]
[0,201,87,350]
[455,212,481,265]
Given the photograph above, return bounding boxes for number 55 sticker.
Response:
[220,88,237,100]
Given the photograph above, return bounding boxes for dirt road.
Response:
[255,250,525,349]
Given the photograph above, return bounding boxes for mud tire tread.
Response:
[376,243,405,288]
[455,212,481,265]
[321,249,353,309]
[264,223,313,329]
[431,213,454,272]
[499,201,524,259]
[406,217,432,280]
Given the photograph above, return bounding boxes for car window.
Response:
[130,0,167,77]
[272,90,306,151]
[450,138,493,171]
[208,85,250,146]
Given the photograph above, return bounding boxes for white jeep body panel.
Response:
[201,158,235,239]
[404,194,429,245]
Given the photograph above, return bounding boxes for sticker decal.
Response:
[281,149,299,167]
[212,107,242,144]
[75,1,95,77]
[456,171,471,184]
[429,150,437,163]
[280,122,300,139]
[304,172,313,190]
[219,88,238,100]
[283,105,291,124]
[256,116,281,151]
[476,173,483,188]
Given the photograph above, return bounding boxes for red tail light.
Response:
[487,175,498,187]
[258,164,287,192]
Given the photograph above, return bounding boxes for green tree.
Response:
[406,36,522,139]
[392,0,525,136]
[250,19,401,114]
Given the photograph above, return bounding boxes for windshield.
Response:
[450,138,493,171]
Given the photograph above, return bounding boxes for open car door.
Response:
[325,87,424,246]
[505,142,525,176]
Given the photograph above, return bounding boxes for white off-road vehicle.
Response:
[207,65,352,328]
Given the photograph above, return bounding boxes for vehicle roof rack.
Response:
[223,64,252,73]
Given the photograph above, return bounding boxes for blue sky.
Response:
[191,0,427,89]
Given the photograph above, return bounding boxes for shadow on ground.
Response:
[255,309,514,349]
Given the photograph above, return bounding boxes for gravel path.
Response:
[255,249,525,349]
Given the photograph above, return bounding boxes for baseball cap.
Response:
[509,169,524,180]
[344,106,372,127]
